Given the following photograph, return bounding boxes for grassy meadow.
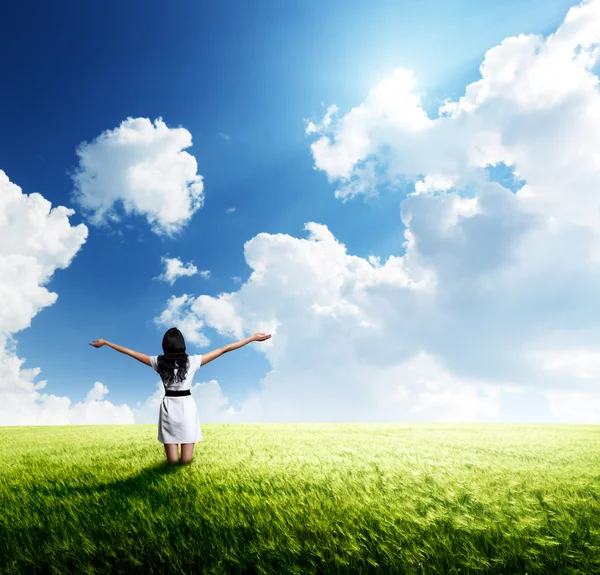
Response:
[1,422,599,574]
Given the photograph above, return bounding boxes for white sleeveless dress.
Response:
[150,354,204,444]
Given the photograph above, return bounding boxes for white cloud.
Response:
[225,207,236,214]
[0,171,135,426]
[156,256,208,285]
[71,117,204,237]
[305,104,339,135]
[156,0,600,424]
[530,347,600,381]
[71,382,134,425]
[547,390,600,424]
[413,174,454,196]
[308,0,600,225]
[0,171,88,334]
[155,222,509,423]
[309,68,431,188]
[0,353,135,425]
[85,381,109,401]
[154,294,211,347]
[0,371,135,426]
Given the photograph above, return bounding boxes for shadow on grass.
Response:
[33,460,193,504]
[14,462,218,574]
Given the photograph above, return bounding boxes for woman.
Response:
[89,327,272,465]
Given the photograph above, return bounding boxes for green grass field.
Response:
[1,423,599,574]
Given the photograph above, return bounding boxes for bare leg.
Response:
[164,443,179,465]
[181,443,195,464]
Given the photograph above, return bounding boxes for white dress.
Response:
[150,354,204,444]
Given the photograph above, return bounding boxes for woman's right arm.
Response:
[89,338,152,367]
[200,333,271,367]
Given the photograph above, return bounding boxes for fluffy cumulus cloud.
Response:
[0,170,134,426]
[157,0,600,423]
[154,223,512,423]
[156,256,210,285]
[154,294,211,347]
[0,172,87,335]
[70,382,135,425]
[71,117,204,237]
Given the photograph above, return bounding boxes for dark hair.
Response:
[157,327,189,387]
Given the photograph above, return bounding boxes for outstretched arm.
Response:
[201,333,271,367]
[89,339,152,367]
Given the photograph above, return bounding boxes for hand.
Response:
[252,333,272,342]
[89,339,107,348]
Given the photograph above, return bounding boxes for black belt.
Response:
[165,389,191,397]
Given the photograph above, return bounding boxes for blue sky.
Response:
[2,0,599,425]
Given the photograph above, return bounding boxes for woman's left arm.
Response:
[89,339,152,367]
